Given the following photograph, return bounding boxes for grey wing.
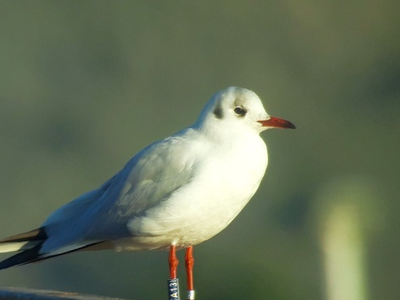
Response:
[41,129,202,252]
[85,131,203,240]
[114,139,198,218]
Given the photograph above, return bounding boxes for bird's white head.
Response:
[194,87,295,135]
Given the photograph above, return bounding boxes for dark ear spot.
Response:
[213,104,223,119]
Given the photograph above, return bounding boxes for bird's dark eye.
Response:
[234,107,247,116]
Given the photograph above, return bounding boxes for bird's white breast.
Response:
[117,131,268,251]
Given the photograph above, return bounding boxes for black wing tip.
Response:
[0,241,106,270]
[0,227,48,270]
[0,243,44,270]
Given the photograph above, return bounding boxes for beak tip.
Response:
[258,117,296,129]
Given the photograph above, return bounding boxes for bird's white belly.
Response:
[114,180,259,251]
[113,139,268,252]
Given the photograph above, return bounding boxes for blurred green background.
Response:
[0,1,399,300]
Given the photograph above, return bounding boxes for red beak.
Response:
[257,116,296,129]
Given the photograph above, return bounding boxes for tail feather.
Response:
[1,228,47,243]
[0,228,47,253]
[0,227,107,270]
[0,228,48,270]
[0,242,105,270]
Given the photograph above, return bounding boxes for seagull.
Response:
[0,87,295,299]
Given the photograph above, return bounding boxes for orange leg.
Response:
[185,246,195,300]
[169,245,179,279]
